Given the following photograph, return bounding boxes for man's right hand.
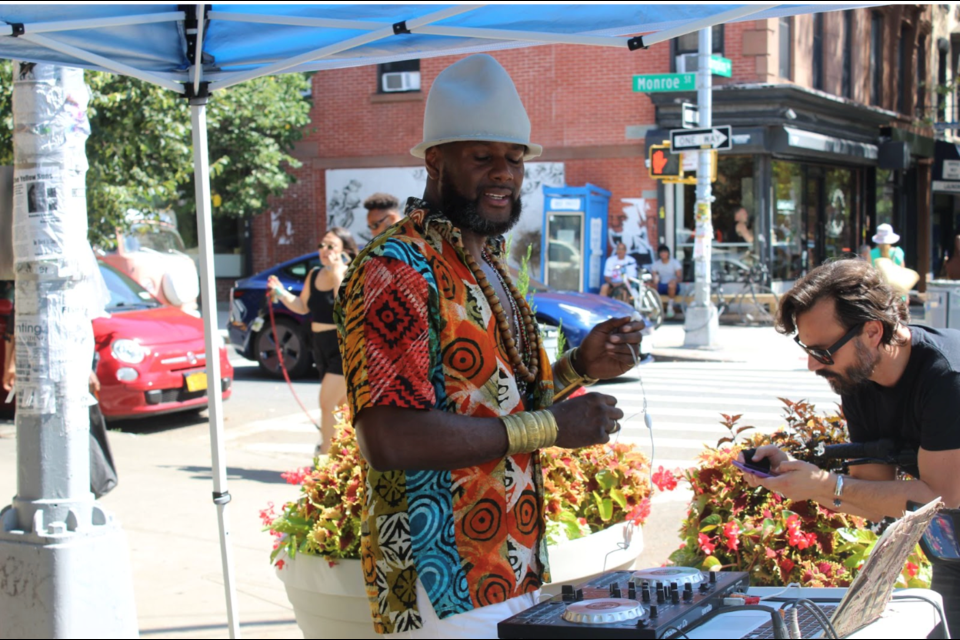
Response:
[550,392,623,449]
[738,445,790,476]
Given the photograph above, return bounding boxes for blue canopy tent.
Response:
[0,4,876,636]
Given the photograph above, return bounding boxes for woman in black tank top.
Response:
[267,227,358,457]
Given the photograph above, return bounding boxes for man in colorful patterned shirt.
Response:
[335,54,645,638]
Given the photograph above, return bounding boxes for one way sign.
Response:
[669,126,732,152]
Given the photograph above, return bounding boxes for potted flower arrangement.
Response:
[262,408,676,638]
[668,399,931,588]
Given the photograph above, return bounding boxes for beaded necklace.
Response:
[462,246,540,384]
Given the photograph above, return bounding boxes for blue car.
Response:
[228,251,650,378]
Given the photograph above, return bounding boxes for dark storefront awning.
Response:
[769,127,878,163]
[645,125,878,165]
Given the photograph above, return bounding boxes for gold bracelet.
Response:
[502,410,558,456]
[553,347,598,399]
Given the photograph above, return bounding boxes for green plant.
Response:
[668,399,931,588]
[263,409,677,565]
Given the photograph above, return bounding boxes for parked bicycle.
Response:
[610,267,664,330]
[681,255,779,326]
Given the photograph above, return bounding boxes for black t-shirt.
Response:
[843,325,960,479]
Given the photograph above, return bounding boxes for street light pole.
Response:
[0,62,137,638]
[683,28,719,347]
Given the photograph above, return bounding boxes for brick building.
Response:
[237,5,943,298]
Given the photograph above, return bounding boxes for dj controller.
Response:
[498,567,750,639]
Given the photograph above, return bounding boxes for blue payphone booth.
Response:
[541,184,610,294]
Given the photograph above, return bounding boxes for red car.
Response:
[1,264,233,422]
[95,262,233,420]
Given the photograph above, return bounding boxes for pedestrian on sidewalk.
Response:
[267,227,358,457]
[334,54,644,638]
[869,223,905,267]
[364,192,403,241]
[650,245,682,319]
[599,242,637,299]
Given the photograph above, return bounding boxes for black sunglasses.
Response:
[318,243,340,251]
[794,323,864,366]
[367,215,390,232]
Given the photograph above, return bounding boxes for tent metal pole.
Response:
[20,33,185,92]
[0,11,184,36]
[190,98,241,640]
[641,4,781,48]
[208,11,386,31]
[192,3,206,94]
[209,4,481,92]
[413,25,631,48]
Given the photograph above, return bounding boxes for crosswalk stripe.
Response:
[612,393,837,410]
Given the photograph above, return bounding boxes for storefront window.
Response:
[876,169,894,227]
[772,161,803,280]
[677,156,755,280]
[824,167,856,261]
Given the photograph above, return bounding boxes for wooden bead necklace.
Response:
[462,247,540,384]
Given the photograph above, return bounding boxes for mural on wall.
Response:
[270,206,294,246]
[325,163,564,276]
[611,197,656,267]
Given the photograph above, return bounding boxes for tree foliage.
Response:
[0,60,312,247]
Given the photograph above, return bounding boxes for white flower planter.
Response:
[542,521,645,595]
[276,553,378,639]
[277,523,643,638]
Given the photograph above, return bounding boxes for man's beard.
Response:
[817,339,880,395]
[440,179,522,237]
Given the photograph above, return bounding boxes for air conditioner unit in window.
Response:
[676,53,699,74]
[382,71,421,93]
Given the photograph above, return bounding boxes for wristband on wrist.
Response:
[833,473,845,508]
[501,410,558,456]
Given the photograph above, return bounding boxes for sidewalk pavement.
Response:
[0,413,305,639]
[648,320,812,368]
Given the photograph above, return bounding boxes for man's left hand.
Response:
[576,317,645,380]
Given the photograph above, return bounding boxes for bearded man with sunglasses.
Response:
[741,258,960,629]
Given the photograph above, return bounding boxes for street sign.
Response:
[648,144,683,180]
[669,125,732,152]
[710,55,732,78]
[681,103,699,129]
[633,73,695,93]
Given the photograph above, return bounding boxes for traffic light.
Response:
[648,144,683,180]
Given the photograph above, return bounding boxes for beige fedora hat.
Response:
[410,54,542,160]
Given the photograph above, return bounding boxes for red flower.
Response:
[258,501,276,526]
[722,521,740,551]
[627,499,652,525]
[281,467,312,485]
[906,562,919,578]
[275,559,285,570]
[652,466,678,492]
[785,515,817,550]
[699,533,716,556]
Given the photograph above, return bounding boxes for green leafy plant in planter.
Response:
[668,399,931,589]
[263,409,678,566]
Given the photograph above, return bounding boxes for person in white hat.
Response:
[335,54,644,638]
[869,223,905,267]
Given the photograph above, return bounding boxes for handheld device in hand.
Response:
[732,448,773,478]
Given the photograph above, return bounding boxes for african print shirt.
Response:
[335,198,554,634]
